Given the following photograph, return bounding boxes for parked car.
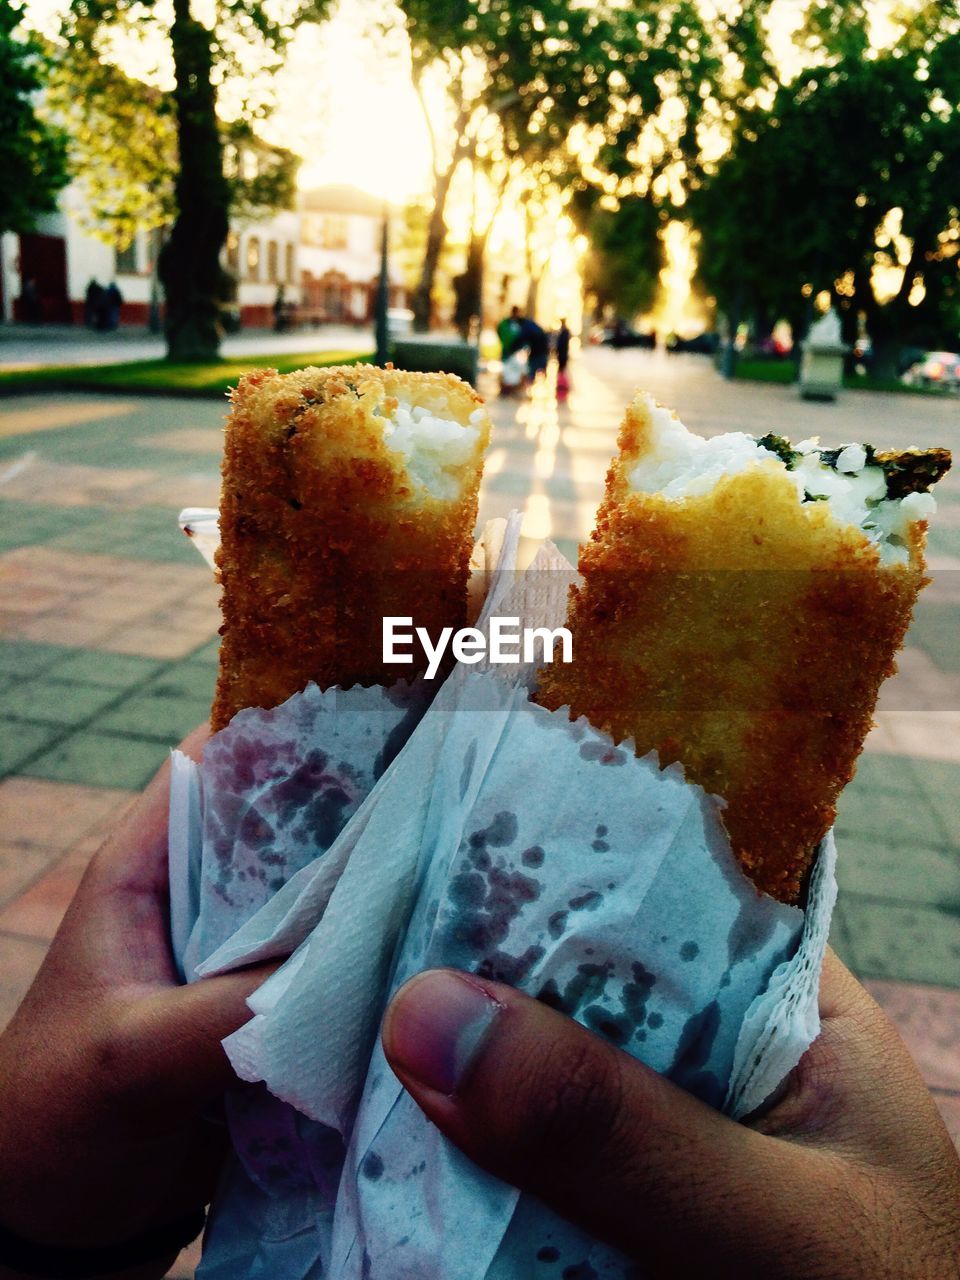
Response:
[597,323,657,349]
[902,351,960,391]
[665,331,720,355]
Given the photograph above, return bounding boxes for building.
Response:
[221,208,302,328]
[298,185,406,324]
[0,182,405,328]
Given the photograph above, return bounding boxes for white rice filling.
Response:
[380,400,483,500]
[626,395,936,567]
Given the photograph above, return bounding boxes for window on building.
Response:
[115,237,138,274]
[285,243,295,283]
[302,214,320,246]
[225,231,240,273]
[321,215,349,250]
[267,240,278,283]
[246,236,260,280]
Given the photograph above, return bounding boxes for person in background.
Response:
[555,319,571,376]
[103,281,123,331]
[497,305,523,396]
[497,305,521,358]
[273,284,288,333]
[555,318,572,400]
[84,279,103,330]
[499,346,525,397]
[512,313,550,386]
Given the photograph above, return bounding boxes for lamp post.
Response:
[375,203,390,366]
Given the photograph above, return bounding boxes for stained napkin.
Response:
[168,522,836,1279]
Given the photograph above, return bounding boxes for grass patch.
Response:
[733,359,797,384]
[842,371,956,396]
[0,349,373,398]
[734,359,955,396]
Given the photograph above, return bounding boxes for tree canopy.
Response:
[0,3,69,236]
[690,24,960,367]
[57,0,330,358]
[399,0,728,328]
[44,53,300,255]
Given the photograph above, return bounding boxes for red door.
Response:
[16,233,71,323]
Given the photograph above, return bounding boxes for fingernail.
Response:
[382,969,502,1095]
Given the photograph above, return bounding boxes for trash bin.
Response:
[800,309,847,401]
[392,336,479,386]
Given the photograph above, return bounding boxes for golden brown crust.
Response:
[211,364,489,729]
[537,394,939,903]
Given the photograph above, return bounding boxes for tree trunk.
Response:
[453,234,484,341]
[411,160,458,333]
[719,292,743,379]
[159,0,229,361]
[751,302,773,348]
[869,334,903,382]
[522,200,540,319]
[526,274,540,318]
[864,295,903,381]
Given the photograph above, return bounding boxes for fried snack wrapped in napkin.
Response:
[212,365,490,730]
[537,392,950,902]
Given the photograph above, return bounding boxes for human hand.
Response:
[382,950,960,1279]
[0,727,272,1278]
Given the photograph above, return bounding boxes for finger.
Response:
[382,968,868,1277]
[86,721,211,894]
[106,960,280,1108]
[59,724,213,988]
[753,949,960,1173]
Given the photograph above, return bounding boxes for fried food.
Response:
[537,393,950,903]
[212,365,490,730]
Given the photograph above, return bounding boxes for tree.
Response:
[554,1,777,332]
[45,53,299,258]
[44,57,177,253]
[574,193,664,324]
[400,0,670,331]
[59,0,329,360]
[0,4,69,238]
[690,28,960,375]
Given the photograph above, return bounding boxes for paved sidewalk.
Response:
[0,322,374,369]
[0,353,957,1178]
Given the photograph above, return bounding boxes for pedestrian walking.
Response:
[273,285,288,333]
[84,279,104,330]
[103,282,123,331]
[554,318,572,400]
[496,305,523,396]
[513,314,550,385]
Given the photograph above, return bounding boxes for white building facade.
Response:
[1,183,405,328]
[298,185,406,324]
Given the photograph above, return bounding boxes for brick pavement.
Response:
[0,357,957,1229]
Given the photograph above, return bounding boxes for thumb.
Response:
[381,968,867,1278]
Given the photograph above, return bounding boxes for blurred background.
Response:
[2,0,959,374]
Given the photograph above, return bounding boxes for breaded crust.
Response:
[212,364,489,730]
[537,394,937,903]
